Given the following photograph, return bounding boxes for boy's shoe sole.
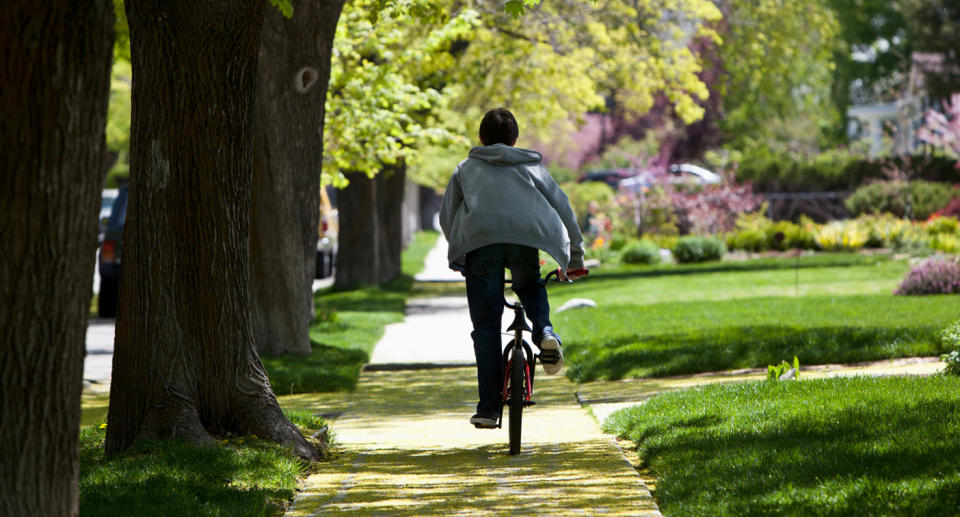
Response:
[470,414,498,428]
[539,335,563,375]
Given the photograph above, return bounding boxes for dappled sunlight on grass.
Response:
[79,427,305,517]
[604,376,960,516]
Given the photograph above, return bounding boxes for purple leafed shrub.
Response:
[671,179,763,235]
[894,257,960,295]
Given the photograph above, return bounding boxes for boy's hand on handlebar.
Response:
[557,268,589,282]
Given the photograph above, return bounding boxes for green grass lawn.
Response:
[604,376,960,516]
[552,254,960,382]
[261,231,439,393]
[79,411,325,517]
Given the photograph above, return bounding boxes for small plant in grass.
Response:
[620,239,661,265]
[673,235,726,263]
[894,257,960,295]
[942,351,960,376]
[767,356,799,381]
[942,321,960,376]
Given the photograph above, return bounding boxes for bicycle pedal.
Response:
[523,400,536,407]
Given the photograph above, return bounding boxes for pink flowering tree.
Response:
[670,176,764,235]
[918,93,960,163]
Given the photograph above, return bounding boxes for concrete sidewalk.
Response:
[286,235,661,515]
[285,368,661,516]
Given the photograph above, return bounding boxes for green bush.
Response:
[926,216,960,236]
[727,227,768,252]
[735,147,868,192]
[845,180,957,221]
[813,220,869,251]
[673,236,726,263]
[726,211,816,252]
[769,220,816,250]
[736,149,958,193]
[562,181,616,228]
[646,233,679,251]
[932,233,960,253]
[608,233,631,252]
[620,239,661,265]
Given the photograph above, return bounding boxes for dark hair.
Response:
[479,108,519,146]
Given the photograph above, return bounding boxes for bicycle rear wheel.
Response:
[509,344,524,456]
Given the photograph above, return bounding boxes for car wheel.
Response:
[98,275,118,318]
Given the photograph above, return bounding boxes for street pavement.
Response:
[83,276,335,384]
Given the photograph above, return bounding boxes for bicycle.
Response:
[491,267,588,456]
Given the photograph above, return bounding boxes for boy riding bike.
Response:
[439,108,586,428]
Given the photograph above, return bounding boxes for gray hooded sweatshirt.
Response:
[439,143,585,272]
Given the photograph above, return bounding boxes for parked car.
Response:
[98,187,127,317]
[315,187,338,279]
[576,169,636,188]
[668,163,722,185]
[98,188,119,244]
[616,164,724,194]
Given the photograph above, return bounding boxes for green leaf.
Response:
[504,0,524,17]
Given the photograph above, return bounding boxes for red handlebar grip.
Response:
[563,268,589,277]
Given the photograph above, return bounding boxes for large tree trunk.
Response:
[377,163,406,281]
[0,1,114,515]
[250,0,345,356]
[334,163,405,289]
[106,0,318,461]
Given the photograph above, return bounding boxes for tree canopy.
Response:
[324,0,722,188]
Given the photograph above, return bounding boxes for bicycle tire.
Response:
[509,343,524,456]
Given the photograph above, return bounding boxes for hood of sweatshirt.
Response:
[467,143,542,166]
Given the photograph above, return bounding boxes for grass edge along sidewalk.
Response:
[79,231,440,517]
[603,374,960,516]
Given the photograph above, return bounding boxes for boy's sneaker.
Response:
[538,329,563,375]
[470,413,498,428]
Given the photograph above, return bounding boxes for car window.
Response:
[108,190,128,229]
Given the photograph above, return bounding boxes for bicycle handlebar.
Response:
[504,268,588,309]
[545,268,590,283]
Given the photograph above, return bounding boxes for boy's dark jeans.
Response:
[465,243,552,416]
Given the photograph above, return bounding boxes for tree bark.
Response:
[334,163,405,289]
[0,1,114,515]
[377,163,406,282]
[250,0,345,356]
[106,0,318,461]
